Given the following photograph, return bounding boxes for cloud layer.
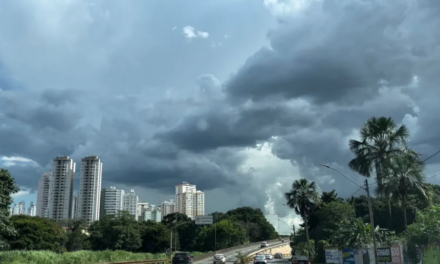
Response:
[2,1,440,233]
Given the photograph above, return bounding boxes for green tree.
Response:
[311,201,356,241]
[0,169,19,249]
[330,218,380,249]
[308,190,345,234]
[195,219,247,251]
[89,211,141,251]
[62,219,90,251]
[226,207,278,241]
[379,149,428,230]
[140,220,171,253]
[405,205,440,246]
[348,116,409,229]
[285,178,319,259]
[8,215,67,252]
[161,212,191,226]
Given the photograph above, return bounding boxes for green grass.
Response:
[0,250,171,264]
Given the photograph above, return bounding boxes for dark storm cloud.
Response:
[224,0,432,106]
[156,102,317,152]
[4,0,440,215]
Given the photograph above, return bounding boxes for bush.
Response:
[0,250,168,264]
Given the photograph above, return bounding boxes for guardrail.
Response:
[192,239,282,262]
[99,260,168,264]
[101,239,284,264]
[246,241,291,257]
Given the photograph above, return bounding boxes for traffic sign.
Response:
[195,215,213,225]
[166,248,173,256]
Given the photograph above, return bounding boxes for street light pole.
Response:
[319,164,378,264]
[365,179,378,263]
[214,214,217,253]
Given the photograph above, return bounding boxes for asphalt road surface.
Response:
[194,242,288,264]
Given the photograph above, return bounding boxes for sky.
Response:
[2,0,440,235]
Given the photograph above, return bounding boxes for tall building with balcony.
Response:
[123,189,139,219]
[48,156,76,221]
[28,202,37,216]
[161,199,176,218]
[100,186,125,217]
[36,172,52,217]
[175,182,205,219]
[76,156,103,226]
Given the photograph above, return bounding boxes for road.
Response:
[194,242,289,264]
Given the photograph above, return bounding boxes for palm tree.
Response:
[348,116,410,229]
[330,218,381,249]
[284,178,319,259]
[379,149,428,230]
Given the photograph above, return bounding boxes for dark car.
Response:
[274,253,283,259]
[172,252,193,264]
[290,255,310,264]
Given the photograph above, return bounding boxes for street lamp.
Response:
[319,164,378,264]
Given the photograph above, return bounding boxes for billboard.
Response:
[390,245,403,264]
[325,248,340,263]
[342,249,355,264]
[195,215,213,225]
[377,247,392,264]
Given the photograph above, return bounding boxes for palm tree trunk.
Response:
[402,200,408,231]
[387,198,393,230]
[304,215,311,260]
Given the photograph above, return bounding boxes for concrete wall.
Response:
[247,242,292,257]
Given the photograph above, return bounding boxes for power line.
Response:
[349,187,364,198]
[368,149,440,186]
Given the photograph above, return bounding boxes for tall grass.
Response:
[0,250,168,264]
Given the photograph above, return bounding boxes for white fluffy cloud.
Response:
[182,26,209,39]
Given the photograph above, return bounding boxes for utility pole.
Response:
[319,164,379,264]
[365,179,378,264]
[214,214,217,253]
[170,229,173,251]
[174,224,177,252]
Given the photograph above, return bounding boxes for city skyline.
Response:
[28,155,206,225]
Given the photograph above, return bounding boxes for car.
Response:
[290,255,310,264]
[260,242,269,248]
[213,254,226,264]
[172,252,193,264]
[274,253,283,259]
[265,254,273,260]
[254,255,267,264]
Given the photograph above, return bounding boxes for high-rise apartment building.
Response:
[161,199,176,218]
[141,206,161,222]
[100,186,125,217]
[28,202,37,216]
[12,201,25,215]
[137,202,149,221]
[123,189,139,219]
[48,156,76,221]
[151,207,162,222]
[175,182,205,219]
[36,172,52,218]
[76,156,103,226]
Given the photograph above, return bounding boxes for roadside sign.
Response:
[195,215,213,225]
[166,248,173,256]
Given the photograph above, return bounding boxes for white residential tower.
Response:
[76,156,103,226]
[36,172,52,218]
[48,156,76,221]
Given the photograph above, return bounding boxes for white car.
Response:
[213,254,226,264]
[260,242,269,248]
[254,255,267,264]
[265,254,273,260]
